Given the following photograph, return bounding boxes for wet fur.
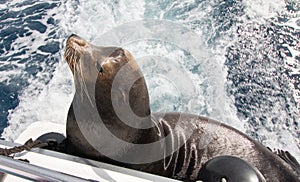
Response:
[64,35,300,182]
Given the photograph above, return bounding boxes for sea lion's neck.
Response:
[70,55,161,144]
[94,70,160,144]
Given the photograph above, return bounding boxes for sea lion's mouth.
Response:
[65,34,89,73]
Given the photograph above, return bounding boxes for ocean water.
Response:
[0,0,299,162]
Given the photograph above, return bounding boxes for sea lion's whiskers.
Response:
[65,46,73,61]
[71,53,76,71]
[74,63,86,103]
[77,58,94,107]
[65,41,96,107]
[72,62,77,75]
[65,46,75,71]
[72,58,76,73]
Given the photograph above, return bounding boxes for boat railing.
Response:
[0,139,180,182]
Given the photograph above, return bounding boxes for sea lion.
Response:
[62,34,299,182]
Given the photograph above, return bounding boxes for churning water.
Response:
[0,0,299,161]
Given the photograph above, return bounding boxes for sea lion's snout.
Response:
[66,34,88,47]
[65,34,92,73]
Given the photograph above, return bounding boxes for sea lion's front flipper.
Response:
[276,150,300,175]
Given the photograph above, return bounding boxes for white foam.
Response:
[1,61,74,141]
[242,0,286,21]
[125,40,243,131]
[60,0,145,42]
[224,0,300,162]
[2,0,146,142]
[0,69,22,83]
[2,0,299,162]
[283,16,300,29]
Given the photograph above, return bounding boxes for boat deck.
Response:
[0,122,179,182]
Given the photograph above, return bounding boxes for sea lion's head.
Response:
[65,34,136,81]
[64,34,151,125]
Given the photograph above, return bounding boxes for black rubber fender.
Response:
[198,155,266,182]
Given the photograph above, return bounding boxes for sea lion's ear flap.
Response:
[124,49,139,71]
[275,150,300,175]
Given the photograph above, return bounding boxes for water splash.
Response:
[0,0,299,162]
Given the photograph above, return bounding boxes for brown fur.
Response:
[64,34,299,182]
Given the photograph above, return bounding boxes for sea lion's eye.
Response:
[113,58,118,63]
[96,62,103,73]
